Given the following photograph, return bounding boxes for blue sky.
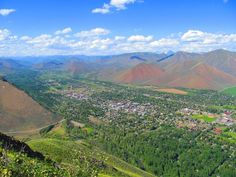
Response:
[0,0,236,56]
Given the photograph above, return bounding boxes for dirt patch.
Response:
[157,88,188,95]
[89,116,106,125]
[70,120,85,128]
[214,128,222,135]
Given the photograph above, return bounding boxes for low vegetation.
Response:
[0,132,67,177]
[191,114,217,123]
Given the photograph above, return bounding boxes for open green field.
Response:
[191,114,217,123]
[222,86,236,96]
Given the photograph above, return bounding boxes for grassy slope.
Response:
[222,86,236,96]
[28,138,155,177]
[0,147,65,176]
[0,132,67,176]
[28,119,153,177]
[0,147,68,177]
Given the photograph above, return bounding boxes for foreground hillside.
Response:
[27,121,155,177]
[1,129,154,177]
[0,132,67,176]
[0,79,59,132]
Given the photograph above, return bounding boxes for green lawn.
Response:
[191,114,217,123]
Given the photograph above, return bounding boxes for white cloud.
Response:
[150,38,179,47]
[26,34,72,50]
[181,30,236,45]
[128,35,153,42]
[0,28,236,56]
[0,9,16,16]
[55,27,72,35]
[181,30,205,42]
[27,34,52,44]
[20,36,32,41]
[90,38,113,50]
[0,29,11,41]
[225,34,236,42]
[115,36,126,40]
[92,4,111,14]
[92,0,139,14]
[110,0,136,10]
[75,28,110,37]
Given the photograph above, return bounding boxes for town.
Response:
[179,108,235,126]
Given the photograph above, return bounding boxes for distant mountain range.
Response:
[99,49,236,90]
[0,49,236,90]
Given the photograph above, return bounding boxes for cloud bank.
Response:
[0,28,236,56]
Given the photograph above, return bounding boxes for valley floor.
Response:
[1,70,236,176]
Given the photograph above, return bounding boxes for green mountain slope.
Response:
[0,132,67,176]
[27,124,155,177]
[1,130,154,177]
[222,86,236,96]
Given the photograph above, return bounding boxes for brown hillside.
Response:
[156,88,188,95]
[0,80,59,132]
[168,63,236,89]
[199,49,236,76]
[147,60,197,85]
[94,50,236,90]
[65,61,88,75]
[117,63,164,83]
[159,50,236,76]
